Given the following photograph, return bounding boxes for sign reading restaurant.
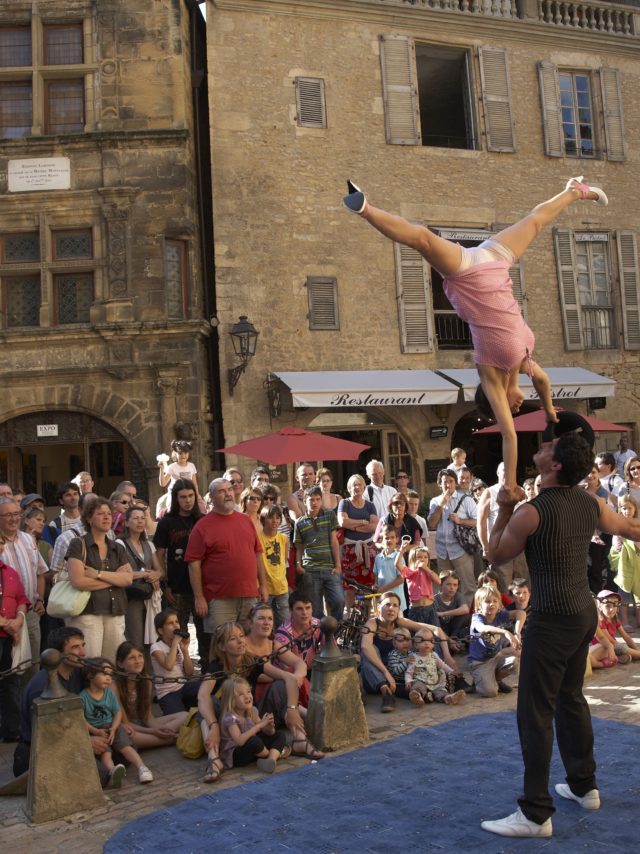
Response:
[330,392,429,407]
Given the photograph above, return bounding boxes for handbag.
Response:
[451,496,483,556]
[11,612,31,672]
[123,541,154,601]
[47,537,92,618]
[176,707,205,759]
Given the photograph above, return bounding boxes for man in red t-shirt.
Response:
[187,478,268,635]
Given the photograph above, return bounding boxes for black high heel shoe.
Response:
[343,179,367,214]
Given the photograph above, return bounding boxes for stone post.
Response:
[26,650,106,823]
[305,617,369,753]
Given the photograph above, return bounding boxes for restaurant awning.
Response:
[435,367,615,403]
[272,370,460,408]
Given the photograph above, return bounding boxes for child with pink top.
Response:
[404,546,440,626]
[343,178,608,496]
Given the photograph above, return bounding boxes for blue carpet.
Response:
[105,713,638,853]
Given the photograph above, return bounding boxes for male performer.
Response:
[481,413,640,838]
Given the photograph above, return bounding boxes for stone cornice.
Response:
[0,129,190,158]
[210,0,640,57]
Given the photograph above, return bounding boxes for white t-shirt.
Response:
[150,639,184,698]
[166,461,197,492]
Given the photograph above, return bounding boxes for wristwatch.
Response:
[287,705,298,710]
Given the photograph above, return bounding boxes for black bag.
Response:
[451,496,482,556]
[126,579,154,601]
[123,540,154,600]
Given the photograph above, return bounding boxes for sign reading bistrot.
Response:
[8,158,71,192]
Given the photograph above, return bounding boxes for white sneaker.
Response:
[109,764,126,789]
[555,783,600,810]
[138,765,154,784]
[481,807,552,838]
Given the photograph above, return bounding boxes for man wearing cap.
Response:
[481,412,640,839]
[20,493,45,513]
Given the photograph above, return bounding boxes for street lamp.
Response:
[228,315,259,396]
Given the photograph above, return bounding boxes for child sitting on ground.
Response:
[219,676,290,773]
[404,546,441,625]
[589,590,639,667]
[405,629,464,706]
[150,608,197,714]
[80,657,153,787]
[468,585,525,697]
[386,627,413,697]
[507,577,531,636]
[434,570,470,653]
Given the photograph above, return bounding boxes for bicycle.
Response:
[337,580,382,654]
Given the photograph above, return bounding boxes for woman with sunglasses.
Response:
[372,493,421,557]
[240,487,265,534]
[619,457,640,505]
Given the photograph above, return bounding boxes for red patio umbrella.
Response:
[217,427,371,465]
[475,409,630,435]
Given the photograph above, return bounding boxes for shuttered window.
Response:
[553,228,583,350]
[294,77,326,129]
[394,243,434,353]
[616,231,640,350]
[307,276,339,330]
[538,63,626,161]
[380,36,514,152]
[478,46,516,152]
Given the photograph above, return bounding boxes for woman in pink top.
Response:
[343,177,608,496]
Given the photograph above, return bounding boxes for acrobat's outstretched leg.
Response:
[493,177,608,261]
[343,181,463,276]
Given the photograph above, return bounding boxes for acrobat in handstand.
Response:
[343,177,608,496]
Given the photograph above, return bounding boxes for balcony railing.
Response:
[582,305,617,349]
[538,1,637,34]
[435,311,473,349]
[392,0,639,36]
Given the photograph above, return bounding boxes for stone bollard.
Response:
[26,649,107,823]
[305,616,369,753]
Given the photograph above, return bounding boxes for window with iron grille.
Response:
[1,233,39,263]
[53,229,92,260]
[0,20,89,139]
[164,239,188,319]
[294,77,327,128]
[44,24,83,65]
[4,275,40,327]
[306,276,339,330]
[55,273,93,324]
[0,27,31,67]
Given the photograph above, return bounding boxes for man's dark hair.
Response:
[509,577,530,592]
[251,466,270,481]
[47,626,84,651]
[168,478,202,518]
[260,504,283,522]
[304,485,323,499]
[595,451,616,472]
[553,434,594,486]
[56,481,80,503]
[474,384,494,419]
[437,468,458,483]
[289,589,313,609]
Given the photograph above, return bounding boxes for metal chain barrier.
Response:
[0,620,472,682]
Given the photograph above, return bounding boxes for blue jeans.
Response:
[296,569,344,620]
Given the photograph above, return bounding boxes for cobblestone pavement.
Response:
[1,631,639,852]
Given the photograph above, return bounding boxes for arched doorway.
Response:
[0,411,146,505]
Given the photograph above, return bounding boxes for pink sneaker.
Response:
[567,176,608,206]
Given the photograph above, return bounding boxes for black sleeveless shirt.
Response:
[525,487,599,615]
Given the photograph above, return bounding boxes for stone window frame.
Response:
[0,211,104,330]
[0,9,98,139]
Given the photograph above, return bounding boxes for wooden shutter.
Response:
[537,61,563,157]
[478,46,515,152]
[379,35,421,145]
[306,276,339,330]
[616,231,640,349]
[600,68,626,162]
[553,228,582,350]
[294,77,327,129]
[394,243,433,352]
[509,262,526,319]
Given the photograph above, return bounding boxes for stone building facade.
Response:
[0,0,218,505]
[206,0,640,493]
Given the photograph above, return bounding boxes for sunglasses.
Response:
[599,599,620,607]
[629,466,640,473]
[229,479,243,485]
